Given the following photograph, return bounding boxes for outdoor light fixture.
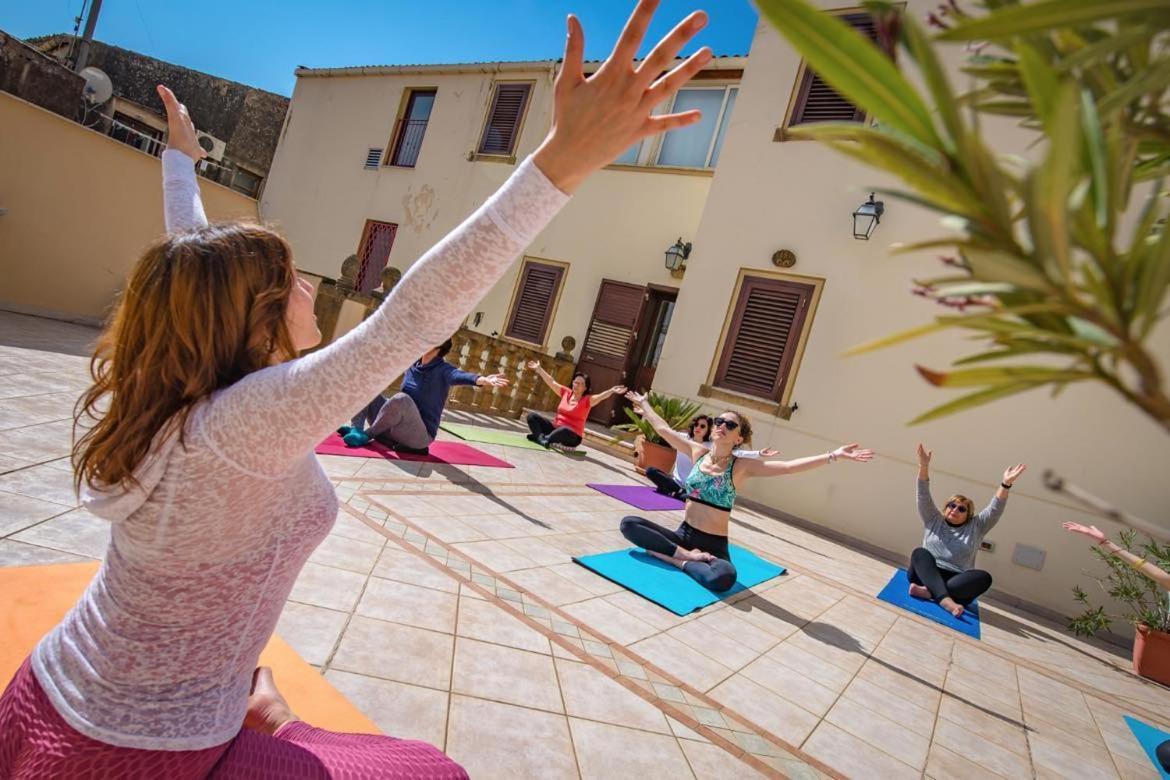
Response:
[664,237,692,278]
[852,193,885,240]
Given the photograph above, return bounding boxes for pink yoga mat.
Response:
[587,483,685,511]
[315,433,513,468]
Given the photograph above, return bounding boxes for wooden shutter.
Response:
[505,260,564,344]
[714,276,815,400]
[577,279,647,425]
[478,83,531,156]
[790,13,886,126]
[355,220,397,294]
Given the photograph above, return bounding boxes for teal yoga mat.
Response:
[1124,716,1170,779]
[573,546,785,616]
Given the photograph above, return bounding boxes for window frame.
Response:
[501,256,570,349]
[385,87,437,168]
[474,80,535,163]
[704,269,824,408]
[606,83,738,172]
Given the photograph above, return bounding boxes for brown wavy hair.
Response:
[73,223,298,493]
[719,410,753,448]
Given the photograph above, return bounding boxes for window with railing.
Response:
[612,84,738,171]
[387,89,436,168]
[104,117,255,195]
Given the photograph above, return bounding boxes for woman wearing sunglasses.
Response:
[909,443,1027,617]
[644,414,779,500]
[621,392,872,591]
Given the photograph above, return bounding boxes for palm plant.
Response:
[616,392,703,446]
[755,0,1170,431]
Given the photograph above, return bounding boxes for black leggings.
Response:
[645,467,685,499]
[908,547,992,606]
[619,516,737,592]
[526,412,582,448]
[1158,739,1170,772]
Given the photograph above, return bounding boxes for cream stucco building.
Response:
[261,3,1167,623]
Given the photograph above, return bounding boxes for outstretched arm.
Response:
[590,384,627,404]
[1064,522,1170,590]
[625,391,706,461]
[737,443,873,479]
[527,361,566,395]
[159,85,208,232]
[975,463,1026,533]
[915,443,942,526]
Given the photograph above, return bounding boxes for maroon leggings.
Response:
[0,658,468,779]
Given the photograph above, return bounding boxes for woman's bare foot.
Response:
[908,583,931,600]
[675,547,715,564]
[243,667,298,734]
[938,597,965,618]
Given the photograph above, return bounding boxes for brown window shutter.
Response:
[478,83,531,156]
[790,13,888,126]
[714,276,815,400]
[505,260,564,344]
[354,220,398,294]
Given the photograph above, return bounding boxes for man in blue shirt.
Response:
[340,338,508,455]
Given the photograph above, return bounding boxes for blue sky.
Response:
[3,1,759,96]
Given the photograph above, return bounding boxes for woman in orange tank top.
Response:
[525,362,626,450]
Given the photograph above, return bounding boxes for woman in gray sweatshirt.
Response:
[909,443,1027,618]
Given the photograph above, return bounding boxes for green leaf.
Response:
[1134,211,1170,336]
[841,320,950,356]
[1067,316,1120,346]
[908,381,1044,425]
[915,364,1097,387]
[1015,46,1060,130]
[937,0,1170,42]
[1054,27,1151,73]
[964,248,1055,290]
[931,281,1020,297]
[901,17,964,151]
[1026,82,1082,284]
[755,0,944,148]
[843,304,1072,356]
[1098,58,1170,115]
[1079,90,1110,228]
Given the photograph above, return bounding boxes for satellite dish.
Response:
[79,67,113,106]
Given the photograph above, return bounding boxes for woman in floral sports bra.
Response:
[620,392,873,591]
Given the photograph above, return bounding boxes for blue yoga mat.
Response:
[573,545,786,616]
[1125,716,1170,779]
[876,569,982,639]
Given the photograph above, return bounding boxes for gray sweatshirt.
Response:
[917,478,1006,572]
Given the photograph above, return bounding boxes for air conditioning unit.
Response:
[196,131,227,161]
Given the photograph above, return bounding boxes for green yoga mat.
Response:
[440,422,585,456]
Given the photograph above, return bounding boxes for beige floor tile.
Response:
[854,658,942,713]
[289,561,367,612]
[10,507,108,558]
[505,566,596,606]
[677,738,769,779]
[309,532,383,574]
[328,510,388,545]
[276,601,348,666]
[883,616,954,661]
[372,545,460,594]
[445,695,577,779]
[563,597,660,646]
[330,615,453,690]
[664,619,760,671]
[869,637,949,688]
[569,718,693,780]
[765,638,857,690]
[401,513,489,544]
[456,594,550,654]
[357,575,458,634]
[786,623,871,673]
[0,538,89,566]
[946,665,1022,713]
[547,562,625,596]
[554,657,670,735]
[325,669,449,747]
[0,463,79,507]
[924,743,1004,780]
[707,673,820,747]
[719,594,805,640]
[951,641,1019,686]
[933,716,1034,779]
[0,489,72,536]
[937,695,1029,757]
[603,590,697,632]
[452,539,540,572]
[499,536,572,567]
[628,633,734,693]
[690,608,781,655]
[824,695,930,769]
[1029,730,1121,780]
[739,654,840,716]
[802,721,920,780]
[840,676,936,738]
[452,637,563,713]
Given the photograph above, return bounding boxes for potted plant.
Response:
[1068,530,1170,685]
[615,392,703,475]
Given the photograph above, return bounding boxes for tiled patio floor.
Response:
[2,310,1168,779]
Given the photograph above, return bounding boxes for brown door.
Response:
[576,280,646,425]
[629,286,677,395]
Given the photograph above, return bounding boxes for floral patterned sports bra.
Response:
[683,453,736,511]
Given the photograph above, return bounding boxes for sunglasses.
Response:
[945,502,969,514]
[712,418,739,431]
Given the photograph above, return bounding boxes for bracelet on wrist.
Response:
[1130,557,1148,571]
[1000,482,1012,490]
[827,451,836,464]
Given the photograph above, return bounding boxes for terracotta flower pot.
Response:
[1133,624,1170,687]
[634,435,676,476]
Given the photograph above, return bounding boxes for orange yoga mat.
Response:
[0,562,378,734]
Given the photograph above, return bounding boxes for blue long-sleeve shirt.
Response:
[401,358,479,438]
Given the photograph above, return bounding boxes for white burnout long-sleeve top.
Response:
[31,149,569,750]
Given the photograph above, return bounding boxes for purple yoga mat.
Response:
[587,483,685,511]
[316,433,514,468]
